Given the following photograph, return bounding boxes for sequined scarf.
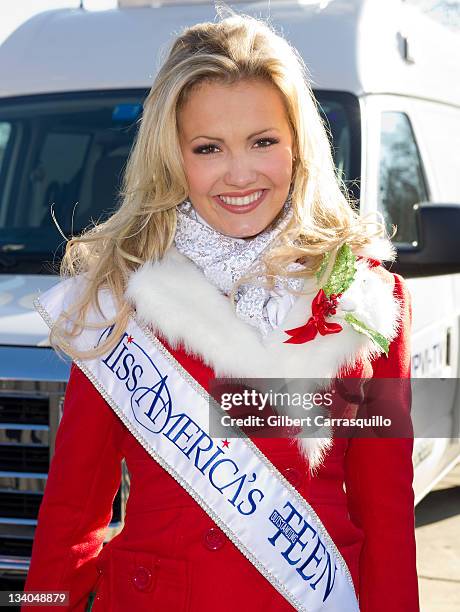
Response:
[174,199,304,336]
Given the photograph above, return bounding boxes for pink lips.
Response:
[212,189,268,214]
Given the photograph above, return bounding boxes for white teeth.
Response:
[219,190,263,206]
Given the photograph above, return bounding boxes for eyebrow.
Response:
[190,128,279,143]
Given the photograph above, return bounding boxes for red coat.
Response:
[23,271,419,611]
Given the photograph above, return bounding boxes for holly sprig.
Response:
[344,313,389,356]
[322,244,357,297]
[318,244,390,356]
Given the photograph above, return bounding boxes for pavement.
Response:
[415,460,460,611]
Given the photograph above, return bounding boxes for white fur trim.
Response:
[356,237,396,262]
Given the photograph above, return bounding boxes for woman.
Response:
[23,11,419,612]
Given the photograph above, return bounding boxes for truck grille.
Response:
[0,492,42,520]
[0,349,125,573]
[0,397,48,425]
[0,445,49,474]
[0,535,33,558]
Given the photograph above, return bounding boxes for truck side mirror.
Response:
[392,203,460,278]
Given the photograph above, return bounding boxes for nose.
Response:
[224,154,258,188]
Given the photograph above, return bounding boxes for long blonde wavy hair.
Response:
[50,9,391,361]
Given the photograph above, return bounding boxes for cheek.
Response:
[262,152,293,186]
[183,155,219,194]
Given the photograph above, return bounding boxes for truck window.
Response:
[0,122,11,170]
[318,99,352,184]
[378,112,429,244]
[0,93,143,273]
[0,122,12,228]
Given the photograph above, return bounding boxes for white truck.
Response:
[0,0,459,588]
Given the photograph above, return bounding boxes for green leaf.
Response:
[315,251,331,284]
[344,313,389,356]
[323,244,357,297]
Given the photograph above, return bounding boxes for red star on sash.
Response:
[127,335,134,343]
[221,439,230,448]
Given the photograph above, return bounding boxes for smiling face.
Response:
[177,78,295,238]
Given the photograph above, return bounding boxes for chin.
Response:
[221,224,267,239]
[218,214,280,238]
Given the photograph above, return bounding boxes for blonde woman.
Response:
[23,11,419,612]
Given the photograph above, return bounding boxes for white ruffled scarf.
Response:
[174,199,304,336]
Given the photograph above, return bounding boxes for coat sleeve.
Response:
[22,363,125,612]
[344,273,420,611]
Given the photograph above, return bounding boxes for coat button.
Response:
[203,527,226,551]
[132,566,153,591]
[283,467,302,488]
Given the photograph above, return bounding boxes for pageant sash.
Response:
[35,279,359,612]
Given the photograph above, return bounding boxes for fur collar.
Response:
[126,246,400,379]
[125,246,401,470]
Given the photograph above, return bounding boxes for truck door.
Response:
[360,94,460,503]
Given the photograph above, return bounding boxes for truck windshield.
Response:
[0,90,359,274]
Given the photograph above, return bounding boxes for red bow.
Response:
[284,289,343,344]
